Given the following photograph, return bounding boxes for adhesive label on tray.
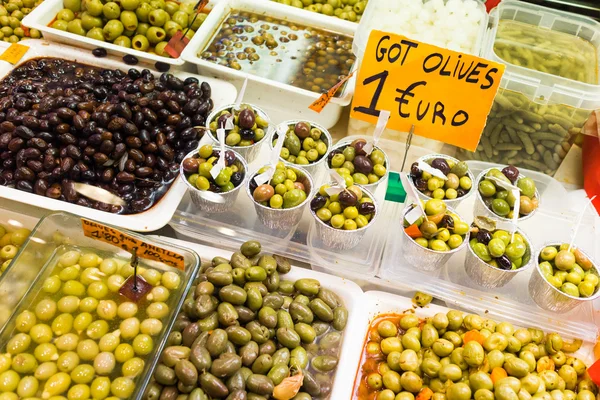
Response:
[81,218,185,270]
[309,71,355,113]
[0,43,29,65]
[350,30,505,151]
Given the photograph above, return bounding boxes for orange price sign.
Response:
[350,30,505,151]
[0,43,29,65]
[81,218,185,270]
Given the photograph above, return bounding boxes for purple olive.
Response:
[414,178,428,192]
[353,155,373,175]
[182,158,199,174]
[496,255,512,270]
[338,190,358,207]
[501,165,519,183]
[440,215,455,230]
[230,171,244,187]
[430,158,450,175]
[476,229,492,245]
[358,202,376,215]
[352,138,367,156]
[217,113,232,130]
[310,194,327,210]
[410,162,421,179]
[238,108,255,129]
[294,122,311,139]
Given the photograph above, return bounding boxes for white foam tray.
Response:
[0,39,237,232]
[150,235,369,400]
[181,0,357,129]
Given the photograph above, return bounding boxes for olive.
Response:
[238,109,255,129]
[92,48,107,57]
[353,155,373,174]
[430,158,450,175]
[501,165,519,183]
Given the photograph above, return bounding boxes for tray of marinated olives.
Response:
[22,0,211,65]
[0,212,201,400]
[0,0,43,43]
[353,290,598,400]
[0,206,35,277]
[0,40,237,232]
[271,0,368,22]
[476,166,540,221]
[145,236,367,400]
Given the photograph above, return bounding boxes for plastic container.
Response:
[484,1,600,87]
[380,160,600,342]
[21,0,215,66]
[400,203,470,272]
[407,154,475,208]
[169,136,396,276]
[181,0,357,129]
[148,236,368,400]
[206,103,272,164]
[455,1,600,178]
[529,242,600,313]
[0,212,201,400]
[246,165,314,232]
[310,184,379,250]
[473,167,541,223]
[269,120,333,183]
[0,40,237,232]
[181,149,248,214]
[464,227,534,288]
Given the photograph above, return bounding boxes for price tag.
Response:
[0,43,29,65]
[308,71,355,113]
[81,218,185,270]
[165,31,191,58]
[350,31,505,151]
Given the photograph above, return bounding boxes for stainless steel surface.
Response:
[206,103,271,164]
[408,153,475,208]
[528,243,600,313]
[181,149,248,214]
[474,167,541,223]
[400,205,470,272]
[464,229,535,288]
[330,140,390,193]
[246,165,314,232]
[269,120,333,185]
[311,185,379,250]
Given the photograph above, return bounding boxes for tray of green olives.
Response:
[0,211,201,400]
[352,290,598,400]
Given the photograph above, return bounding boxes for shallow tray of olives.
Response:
[353,290,597,400]
[0,40,237,231]
[146,235,367,400]
[271,0,368,22]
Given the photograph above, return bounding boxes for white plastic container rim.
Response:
[181,0,358,107]
[485,0,600,93]
[352,0,490,59]
[0,40,237,232]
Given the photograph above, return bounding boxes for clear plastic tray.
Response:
[149,236,368,400]
[379,163,600,342]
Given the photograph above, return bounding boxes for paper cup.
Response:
[311,184,379,251]
[400,205,470,272]
[328,140,390,194]
[528,243,600,313]
[181,149,248,214]
[269,120,332,183]
[206,103,271,164]
[464,228,534,288]
[407,154,475,207]
[246,165,313,232]
[474,167,540,222]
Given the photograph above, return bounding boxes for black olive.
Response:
[92,48,107,58]
[476,229,492,245]
[338,190,358,207]
[230,171,243,187]
[240,128,255,141]
[502,165,520,183]
[353,155,373,175]
[358,202,376,215]
[123,55,139,65]
[430,158,450,175]
[496,255,512,270]
[310,194,327,210]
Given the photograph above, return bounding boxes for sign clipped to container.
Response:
[351,30,505,151]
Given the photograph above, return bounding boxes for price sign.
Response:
[81,218,185,270]
[350,30,505,151]
[0,43,29,65]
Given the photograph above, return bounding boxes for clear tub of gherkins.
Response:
[455,69,600,177]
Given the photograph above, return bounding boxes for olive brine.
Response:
[0,58,214,214]
[145,240,349,400]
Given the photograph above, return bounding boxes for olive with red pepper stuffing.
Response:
[0,58,214,214]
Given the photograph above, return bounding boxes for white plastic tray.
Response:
[380,163,600,342]
[361,291,597,366]
[0,40,237,232]
[21,0,219,66]
[150,235,368,400]
[181,0,357,129]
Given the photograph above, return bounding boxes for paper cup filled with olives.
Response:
[206,103,270,163]
[270,120,332,180]
[247,162,313,232]
[475,166,540,222]
[465,222,534,288]
[310,183,378,250]
[408,154,475,207]
[327,138,389,193]
[529,243,600,313]
[401,199,470,271]
[181,144,247,213]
